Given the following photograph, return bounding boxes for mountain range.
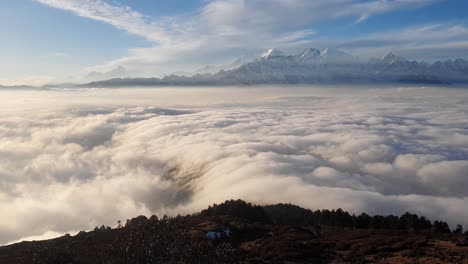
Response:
[5,48,467,89]
[79,48,468,87]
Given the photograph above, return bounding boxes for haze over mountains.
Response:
[79,48,468,88]
[2,48,468,89]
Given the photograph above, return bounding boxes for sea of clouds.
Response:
[0,86,467,244]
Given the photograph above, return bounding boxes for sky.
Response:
[1,0,468,85]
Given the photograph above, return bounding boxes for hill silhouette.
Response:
[0,199,467,263]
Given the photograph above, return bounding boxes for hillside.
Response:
[1,200,467,263]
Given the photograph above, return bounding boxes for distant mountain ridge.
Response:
[78,48,468,87]
[2,48,468,88]
[0,84,34,89]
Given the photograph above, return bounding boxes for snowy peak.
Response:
[299,48,321,59]
[296,48,321,63]
[257,47,353,63]
[381,51,396,61]
[380,51,407,65]
[261,49,285,59]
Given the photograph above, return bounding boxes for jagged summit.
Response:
[381,51,396,61]
[258,47,354,61]
[298,48,321,58]
[260,49,285,59]
[295,48,321,63]
[380,51,407,64]
[257,47,354,63]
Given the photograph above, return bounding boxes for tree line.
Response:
[201,199,461,233]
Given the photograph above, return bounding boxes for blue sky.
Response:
[1,0,468,85]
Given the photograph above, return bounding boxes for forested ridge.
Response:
[201,200,457,233]
[1,199,467,264]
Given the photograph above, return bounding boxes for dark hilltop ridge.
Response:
[1,200,467,264]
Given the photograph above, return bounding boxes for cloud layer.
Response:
[0,86,467,244]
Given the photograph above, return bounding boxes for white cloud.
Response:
[0,86,467,244]
[344,0,438,23]
[418,161,468,196]
[34,0,170,44]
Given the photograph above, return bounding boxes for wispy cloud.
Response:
[357,23,468,43]
[345,0,438,23]
[34,0,170,44]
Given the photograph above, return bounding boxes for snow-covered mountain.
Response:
[256,48,355,65]
[217,48,468,84]
[380,51,403,64]
[82,48,468,87]
[296,48,321,63]
[260,49,285,59]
